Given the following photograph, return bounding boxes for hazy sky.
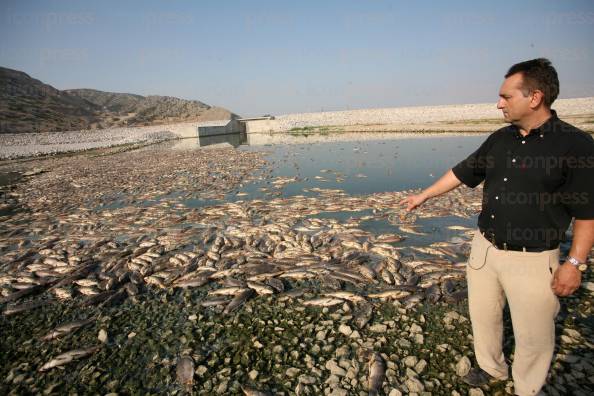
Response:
[2,0,594,117]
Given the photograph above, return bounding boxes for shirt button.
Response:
[540,134,543,138]
[491,214,495,219]
[512,158,516,163]
[495,196,499,200]
[504,177,508,182]
[521,140,526,144]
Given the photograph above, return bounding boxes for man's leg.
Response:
[466,231,509,379]
[499,249,560,396]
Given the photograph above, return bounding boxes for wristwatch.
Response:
[567,256,588,272]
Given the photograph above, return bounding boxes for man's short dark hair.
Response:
[505,58,559,107]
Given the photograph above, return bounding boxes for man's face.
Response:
[497,73,532,125]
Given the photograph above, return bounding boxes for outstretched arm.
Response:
[399,169,463,211]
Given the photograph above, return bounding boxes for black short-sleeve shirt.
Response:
[452,110,594,249]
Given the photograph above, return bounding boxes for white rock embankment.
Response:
[273,97,594,131]
[0,121,204,160]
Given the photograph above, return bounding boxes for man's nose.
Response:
[496,99,505,109]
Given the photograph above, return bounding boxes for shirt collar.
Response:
[511,109,558,139]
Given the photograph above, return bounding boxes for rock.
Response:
[388,389,403,396]
[338,324,352,336]
[455,356,472,377]
[414,359,427,374]
[335,345,350,358]
[324,374,340,385]
[329,387,348,396]
[195,365,208,376]
[286,368,301,378]
[338,359,351,370]
[350,330,361,339]
[403,356,418,367]
[316,330,327,341]
[253,340,264,348]
[409,323,423,333]
[248,370,258,380]
[414,334,424,344]
[369,324,387,333]
[98,329,108,343]
[405,367,418,379]
[299,374,316,384]
[468,388,484,396]
[405,377,424,393]
[127,332,136,339]
[325,359,347,376]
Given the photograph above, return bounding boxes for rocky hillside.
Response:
[0,66,237,134]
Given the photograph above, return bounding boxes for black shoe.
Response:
[462,367,495,387]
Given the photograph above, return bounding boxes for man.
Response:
[400,58,594,395]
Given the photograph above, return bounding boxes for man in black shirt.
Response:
[400,58,594,395]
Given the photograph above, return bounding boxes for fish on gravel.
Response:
[353,301,374,329]
[176,355,194,388]
[224,288,255,314]
[302,297,344,307]
[367,351,386,396]
[3,299,53,316]
[241,385,272,396]
[40,317,95,341]
[39,346,101,372]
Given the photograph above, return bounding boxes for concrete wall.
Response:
[244,118,281,133]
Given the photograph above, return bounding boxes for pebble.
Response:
[325,359,347,376]
[338,324,352,336]
[286,368,300,378]
[248,370,258,380]
[455,356,471,377]
[98,329,108,343]
[403,356,418,368]
[405,377,424,393]
[369,324,387,333]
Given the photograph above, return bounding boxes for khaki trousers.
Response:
[466,230,560,396]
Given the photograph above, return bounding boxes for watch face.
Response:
[578,264,587,272]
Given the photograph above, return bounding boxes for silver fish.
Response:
[40,317,95,341]
[39,346,100,371]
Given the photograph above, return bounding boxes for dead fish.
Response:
[424,284,442,304]
[241,385,272,396]
[401,292,424,309]
[265,277,285,293]
[353,301,373,329]
[302,297,344,307]
[208,286,247,296]
[366,289,411,300]
[443,288,468,304]
[224,288,255,314]
[367,351,386,396]
[176,355,194,388]
[246,281,275,295]
[322,291,366,303]
[277,288,309,301]
[40,317,95,341]
[173,277,209,289]
[200,297,231,307]
[3,299,52,316]
[39,346,100,371]
[0,284,45,304]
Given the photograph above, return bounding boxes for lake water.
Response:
[165,132,490,203]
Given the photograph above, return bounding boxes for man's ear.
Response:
[530,89,545,109]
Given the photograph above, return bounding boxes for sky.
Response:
[1,0,594,117]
